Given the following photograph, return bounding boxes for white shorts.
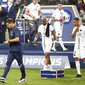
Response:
[42,37,52,53]
[55,30,62,37]
[54,22,63,37]
[73,45,85,59]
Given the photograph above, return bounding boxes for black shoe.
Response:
[0,76,6,83]
[76,74,82,78]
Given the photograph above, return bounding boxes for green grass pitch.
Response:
[0,68,85,85]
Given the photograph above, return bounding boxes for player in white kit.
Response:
[34,17,56,70]
[50,3,68,52]
[72,18,85,78]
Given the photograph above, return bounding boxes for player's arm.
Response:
[63,12,69,21]
[9,37,19,42]
[51,31,57,40]
[50,24,57,40]
[38,10,42,16]
[34,32,41,42]
[25,9,35,19]
[3,28,20,44]
[50,17,59,22]
[60,10,68,22]
[48,17,59,24]
[50,17,65,22]
[72,27,79,38]
[3,37,19,44]
[63,16,68,21]
[38,4,42,16]
[51,30,57,46]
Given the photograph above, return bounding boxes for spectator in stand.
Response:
[24,0,42,42]
[0,2,7,43]
[5,0,17,40]
[77,0,85,19]
[60,0,71,5]
[14,0,22,7]
[7,0,17,21]
[49,0,58,5]
[49,0,71,5]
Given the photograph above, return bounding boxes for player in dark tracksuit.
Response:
[0,18,26,83]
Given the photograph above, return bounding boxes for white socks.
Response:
[75,61,81,75]
[48,65,53,70]
[43,65,49,70]
[59,38,66,50]
[53,40,57,47]
[43,65,52,70]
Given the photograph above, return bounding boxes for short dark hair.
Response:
[58,2,62,5]
[6,18,15,24]
[73,18,79,21]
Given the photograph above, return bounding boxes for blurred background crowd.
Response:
[0,0,85,43]
[3,0,85,19]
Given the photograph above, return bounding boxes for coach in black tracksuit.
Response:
[0,18,26,83]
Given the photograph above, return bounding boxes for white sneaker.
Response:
[18,78,26,83]
[49,65,53,70]
[43,68,50,70]
[63,48,68,51]
[0,76,6,83]
[51,47,56,52]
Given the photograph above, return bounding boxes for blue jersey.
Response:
[9,26,23,52]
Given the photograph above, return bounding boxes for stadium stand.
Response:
[0,0,85,69]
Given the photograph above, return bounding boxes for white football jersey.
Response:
[79,25,85,43]
[52,9,68,31]
[72,25,85,49]
[52,9,68,21]
[38,24,54,53]
[73,25,85,58]
[38,24,54,40]
[26,3,41,20]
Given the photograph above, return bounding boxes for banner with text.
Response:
[0,55,70,69]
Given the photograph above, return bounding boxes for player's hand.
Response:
[72,27,79,38]
[32,15,36,20]
[59,17,65,22]
[63,16,65,21]
[2,22,5,25]
[3,40,9,44]
[48,18,52,24]
[59,19,63,22]
[75,27,79,32]
[33,38,37,45]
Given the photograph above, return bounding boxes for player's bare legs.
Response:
[43,53,52,70]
